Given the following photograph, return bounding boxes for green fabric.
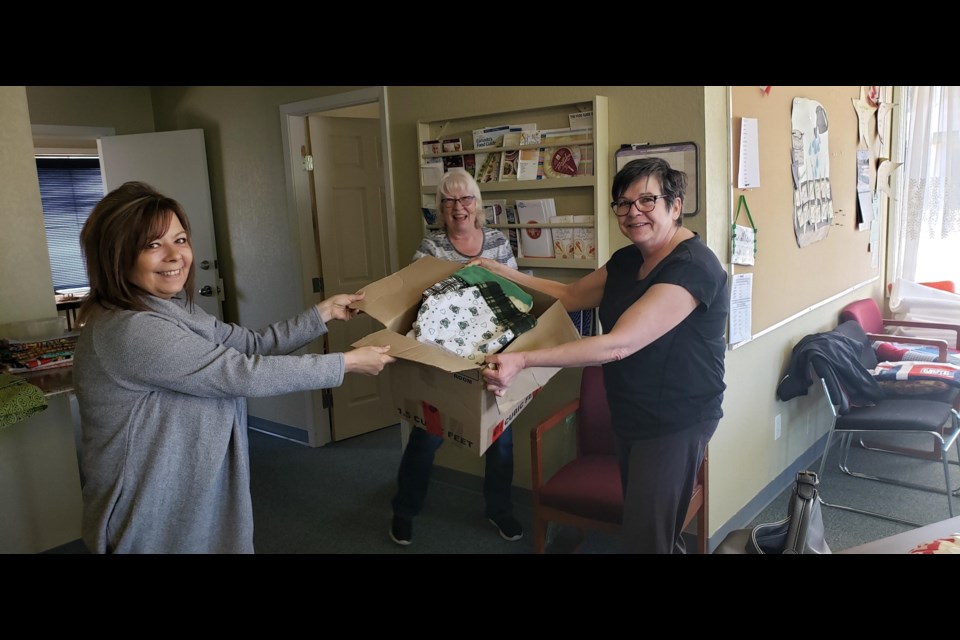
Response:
[0,373,48,429]
[455,265,533,309]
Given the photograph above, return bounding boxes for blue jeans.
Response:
[392,426,514,520]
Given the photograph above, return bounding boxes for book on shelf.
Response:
[515,198,556,258]
[502,204,520,258]
[472,123,537,183]
[572,215,596,260]
[549,215,575,259]
[420,163,444,187]
[498,131,521,182]
[482,198,506,227]
[567,309,595,337]
[568,110,593,130]
[422,139,442,157]
[517,131,542,181]
[441,137,464,171]
[420,139,445,186]
[463,153,476,178]
[473,125,510,183]
[421,194,439,227]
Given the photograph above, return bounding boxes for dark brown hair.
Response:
[77,181,195,325]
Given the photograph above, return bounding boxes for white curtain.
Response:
[894,86,960,284]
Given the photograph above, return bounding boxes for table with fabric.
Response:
[839,516,960,553]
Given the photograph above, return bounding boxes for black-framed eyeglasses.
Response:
[440,195,477,209]
[610,195,668,217]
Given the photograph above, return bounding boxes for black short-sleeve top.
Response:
[599,233,728,439]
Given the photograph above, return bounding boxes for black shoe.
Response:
[488,515,523,541]
[390,516,413,546]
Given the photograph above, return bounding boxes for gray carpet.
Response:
[745,432,960,552]
[248,425,543,554]
[46,425,960,554]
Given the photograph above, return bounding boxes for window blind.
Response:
[36,158,104,291]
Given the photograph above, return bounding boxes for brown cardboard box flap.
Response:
[353,256,461,333]
[352,328,476,373]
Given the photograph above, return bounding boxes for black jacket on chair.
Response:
[776,322,884,411]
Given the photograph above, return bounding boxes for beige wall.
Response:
[26,86,155,134]
[0,87,57,324]
[0,89,84,551]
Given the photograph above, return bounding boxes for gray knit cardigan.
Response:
[74,295,345,553]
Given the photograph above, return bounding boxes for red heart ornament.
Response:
[551,147,578,176]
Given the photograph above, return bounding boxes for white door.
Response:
[308,115,396,441]
[97,129,223,320]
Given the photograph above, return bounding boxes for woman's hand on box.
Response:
[482,352,526,396]
[317,291,364,323]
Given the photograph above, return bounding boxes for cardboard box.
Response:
[352,256,581,455]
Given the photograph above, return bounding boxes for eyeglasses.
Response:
[440,195,477,209]
[610,195,668,217]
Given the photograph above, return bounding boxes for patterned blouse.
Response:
[413,228,517,269]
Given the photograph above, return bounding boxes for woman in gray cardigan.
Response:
[74,181,394,553]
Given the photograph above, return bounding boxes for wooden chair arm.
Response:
[530,398,580,493]
[867,332,950,363]
[882,319,960,350]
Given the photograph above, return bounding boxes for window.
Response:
[892,86,960,286]
[36,157,104,291]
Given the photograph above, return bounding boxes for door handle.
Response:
[199,285,215,297]
[199,260,211,270]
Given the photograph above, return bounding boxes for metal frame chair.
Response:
[812,336,960,526]
[839,297,960,461]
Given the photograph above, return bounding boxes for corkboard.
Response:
[731,86,878,337]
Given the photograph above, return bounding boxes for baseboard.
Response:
[248,416,310,445]
[708,432,829,551]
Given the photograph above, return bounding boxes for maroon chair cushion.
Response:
[538,454,623,523]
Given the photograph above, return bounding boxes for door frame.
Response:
[278,87,398,446]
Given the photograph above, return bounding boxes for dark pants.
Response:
[392,426,514,520]
[614,418,718,554]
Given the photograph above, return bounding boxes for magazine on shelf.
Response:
[498,131,521,182]
[421,139,444,186]
[422,139,442,156]
[517,130,542,181]
[473,125,510,183]
[472,123,537,183]
[568,110,593,130]
[515,198,556,258]
[421,194,439,227]
[442,137,464,171]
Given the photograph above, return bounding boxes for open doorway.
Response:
[279,87,399,446]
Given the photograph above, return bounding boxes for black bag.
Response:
[714,470,831,554]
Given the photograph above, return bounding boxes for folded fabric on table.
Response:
[0,335,78,372]
[0,373,48,429]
